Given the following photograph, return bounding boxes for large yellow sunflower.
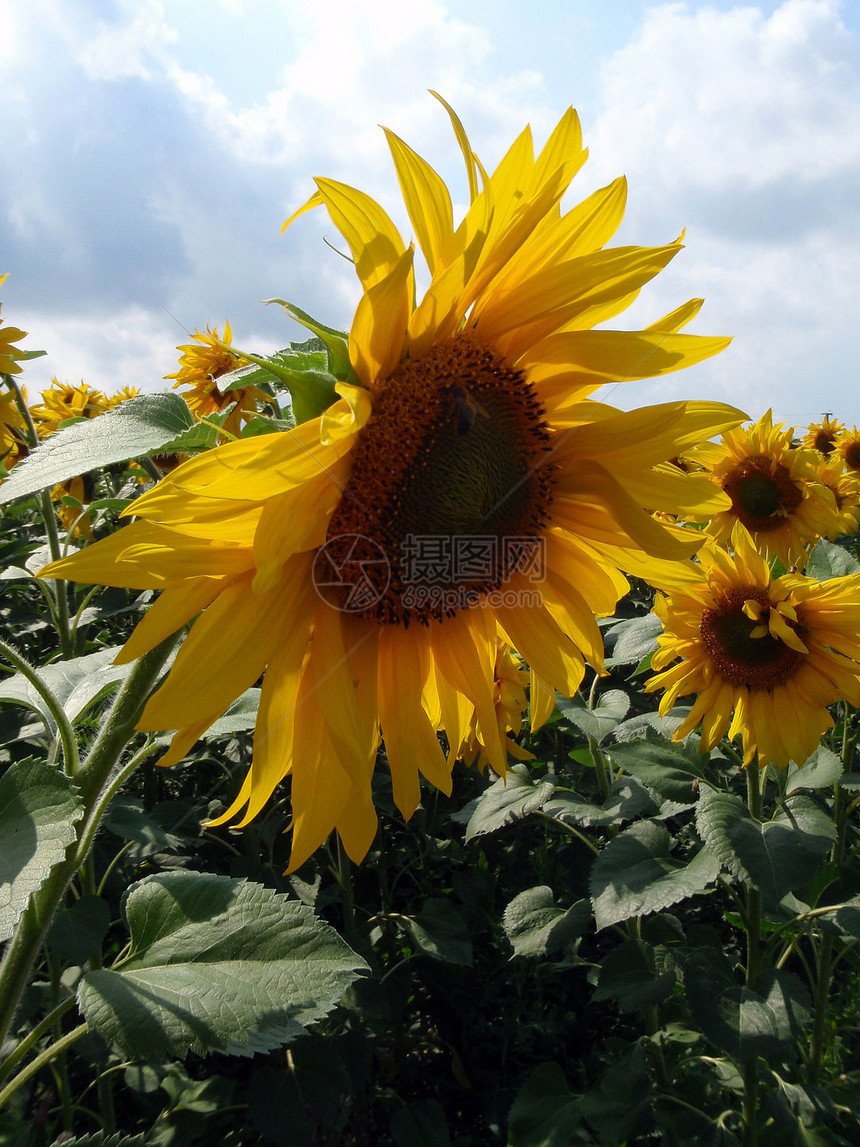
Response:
[166,321,265,438]
[693,410,842,567]
[30,380,113,438]
[42,103,742,869]
[646,524,860,768]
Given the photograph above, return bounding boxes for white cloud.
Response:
[578,0,860,426]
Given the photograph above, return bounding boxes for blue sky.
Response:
[2,0,859,428]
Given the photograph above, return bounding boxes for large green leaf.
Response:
[78,873,368,1059]
[456,764,556,841]
[0,758,84,941]
[593,938,677,1011]
[685,947,787,1062]
[804,539,860,580]
[0,646,130,733]
[508,1063,585,1147]
[542,777,657,828]
[0,393,195,503]
[557,689,630,743]
[502,887,591,958]
[785,745,844,793]
[695,788,836,901]
[399,899,473,966]
[606,739,707,805]
[590,820,721,929]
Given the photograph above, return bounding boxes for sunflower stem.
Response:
[741,763,764,1147]
[0,635,177,1052]
[0,637,80,776]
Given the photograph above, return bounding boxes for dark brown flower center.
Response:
[843,441,860,472]
[322,337,554,624]
[700,586,804,689]
[722,455,802,533]
[813,429,836,455]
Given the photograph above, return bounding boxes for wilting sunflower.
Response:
[803,415,844,457]
[693,409,842,567]
[836,427,860,475]
[166,321,266,438]
[31,381,112,438]
[810,454,860,539]
[646,524,860,768]
[42,102,742,869]
[0,275,29,377]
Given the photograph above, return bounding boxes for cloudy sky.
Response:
[2,0,858,428]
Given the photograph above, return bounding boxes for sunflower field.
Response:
[2,103,860,1147]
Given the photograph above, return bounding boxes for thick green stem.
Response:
[808,937,834,1086]
[0,636,177,1050]
[742,764,764,1147]
[0,1025,88,1112]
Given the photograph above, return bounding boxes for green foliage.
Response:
[0,757,83,940]
[77,873,368,1059]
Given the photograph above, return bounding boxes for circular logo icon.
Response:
[312,534,391,613]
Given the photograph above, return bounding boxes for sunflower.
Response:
[109,386,141,407]
[52,475,94,539]
[0,387,30,470]
[454,642,534,771]
[30,380,112,438]
[836,427,860,475]
[810,454,860,539]
[166,321,266,438]
[693,410,842,567]
[0,275,29,377]
[41,102,742,870]
[803,415,844,457]
[646,524,860,768]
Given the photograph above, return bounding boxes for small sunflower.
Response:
[0,387,30,470]
[166,321,265,437]
[810,454,860,539]
[803,415,844,457]
[836,427,860,475]
[52,475,94,539]
[693,410,842,566]
[109,386,140,407]
[454,643,533,771]
[30,381,112,438]
[0,275,29,377]
[646,525,860,768]
[42,102,742,870]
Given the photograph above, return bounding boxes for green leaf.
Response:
[0,646,130,734]
[755,968,812,1043]
[0,758,84,941]
[47,893,111,964]
[695,788,836,901]
[508,1062,584,1147]
[606,739,707,804]
[804,538,860,579]
[503,887,591,957]
[103,797,187,853]
[390,1099,452,1147]
[263,302,351,379]
[399,898,473,965]
[0,394,195,503]
[590,820,721,929]
[685,947,786,1062]
[593,938,677,1011]
[200,688,261,738]
[785,745,844,793]
[604,613,662,665]
[457,764,556,840]
[156,405,233,453]
[77,873,368,1059]
[557,689,630,743]
[543,777,658,828]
